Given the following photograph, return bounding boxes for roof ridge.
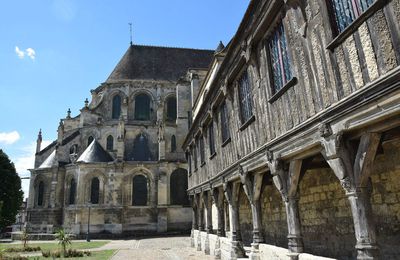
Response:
[131,44,214,52]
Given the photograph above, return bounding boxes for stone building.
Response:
[27,44,214,236]
[183,0,400,259]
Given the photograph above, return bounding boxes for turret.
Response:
[36,129,42,154]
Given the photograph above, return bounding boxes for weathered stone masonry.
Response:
[184,0,400,259]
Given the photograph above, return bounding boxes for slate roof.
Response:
[106,45,214,82]
[38,150,57,169]
[77,139,113,163]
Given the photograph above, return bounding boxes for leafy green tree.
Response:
[55,228,72,257]
[0,149,23,230]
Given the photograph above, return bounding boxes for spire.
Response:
[36,129,42,154]
[129,22,133,46]
[215,41,225,54]
[84,98,89,108]
[66,108,71,119]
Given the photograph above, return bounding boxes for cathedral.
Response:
[26,44,214,236]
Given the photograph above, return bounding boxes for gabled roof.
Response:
[38,150,57,169]
[106,45,214,82]
[77,139,113,163]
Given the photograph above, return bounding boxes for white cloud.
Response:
[14,140,52,198]
[15,46,36,60]
[0,131,20,144]
[15,46,25,59]
[26,48,36,60]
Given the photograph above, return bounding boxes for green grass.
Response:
[27,249,116,260]
[0,241,109,251]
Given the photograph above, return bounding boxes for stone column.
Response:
[223,182,245,259]
[190,195,198,248]
[202,191,212,254]
[211,187,225,259]
[269,158,304,259]
[196,193,202,251]
[321,131,381,259]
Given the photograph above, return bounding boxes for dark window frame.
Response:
[208,121,216,157]
[90,177,100,204]
[166,96,177,122]
[220,101,230,144]
[69,179,76,205]
[171,135,177,152]
[106,135,114,151]
[37,181,44,206]
[199,135,205,166]
[237,69,254,125]
[112,94,122,119]
[134,93,151,121]
[132,175,148,206]
[87,136,94,146]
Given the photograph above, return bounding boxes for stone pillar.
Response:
[269,158,304,260]
[201,191,212,254]
[211,187,225,259]
[321,131,381,259]
[196,193,202,251]
[190,195,198,248]
[223,182,245,259]
[239,167,264,260]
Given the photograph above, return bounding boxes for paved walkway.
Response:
[98,236,214,260]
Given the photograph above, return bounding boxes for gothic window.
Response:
[88,136,94,146]
[268,22,292,94]
[134,93,151,121]
[328,0,375,33]
[208,122,216,156]
[220,101,230,143]
[238,70,253,123]
[193,144,198,171]
[171,135,176,152]
[69,179,76,205]
[112,95,121,119]
[186,152,192,174]
[69,144,78,154]
[132,134,152,161]
[37,181,44,206]
[106,135,114,151]
[170,169,189,205]
[199,135,205,165]
[90,177,100,204]
[132,175,148,206]
[166,96,177,122]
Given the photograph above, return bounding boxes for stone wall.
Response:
[298,169,355,259]
[370,138,400,258]
[260,184,288,248]
[238,187,252,246]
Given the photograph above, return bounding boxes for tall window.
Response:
[193,144,198,170]
[170,169,189,205]
[112,95,121,119]
[135,93,151,120]
[106,135,114,151]
[209,122,216,155]
[90,177,100,204]
[132,134,152,161]
[238,70,253,123]
[199,135,205,164]
[37,181,44,206]
[166,96,177,122]
[268,22,292,94]
[186,152,192,174]
[329,0,375,33]
[88,136,94,146]
[132,175,148,206]
[69,144,78,155]
[69,179,76,205]
[220,101,230,143]
[171,135,176,152]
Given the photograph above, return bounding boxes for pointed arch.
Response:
[88,136,94,146]
[69,179,76,205]
[106,135,114,151]
[37,181,45,206]
[90,177,100,204]
[134,93,151,120]
[132,133,152,161]
[112,94,122,119]
[132,175,148,206]
[170,168,189,205]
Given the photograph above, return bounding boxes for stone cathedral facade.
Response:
[27,45,214,236]
[183,0,400,259]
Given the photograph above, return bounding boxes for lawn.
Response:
[0,241,110,251]
[27,249,116,260]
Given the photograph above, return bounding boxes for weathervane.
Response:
[129,22,133,45]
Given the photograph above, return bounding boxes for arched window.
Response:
[171,135,176,152]
[37,181,44,206]
[106,135,114,151]
[170,169,189,205]
[166,96,177,121]
[69,179,76,205]
[112,95,121,119]
[132,133,152,161]
[134,94,151,120]
[88,136,94,146]
[132,175,148,206]
[90,177,100,204]
[69,144,78,154]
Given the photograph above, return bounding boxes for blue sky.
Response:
[0,0,249,198]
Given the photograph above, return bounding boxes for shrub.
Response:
[2,256,28,260]
[41,249,90,258]
[4,246,41,252]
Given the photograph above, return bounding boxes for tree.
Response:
[55,228,72,257]
[0,149,23,230]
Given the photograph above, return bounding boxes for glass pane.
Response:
[38,182,44,206]
[132,175,148,206]
[90,178,99,204]
[107,135,113,151]
[112,95,121,119]
[69,179,76,205]
[135,94,151,120]
[166,97,177,121]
